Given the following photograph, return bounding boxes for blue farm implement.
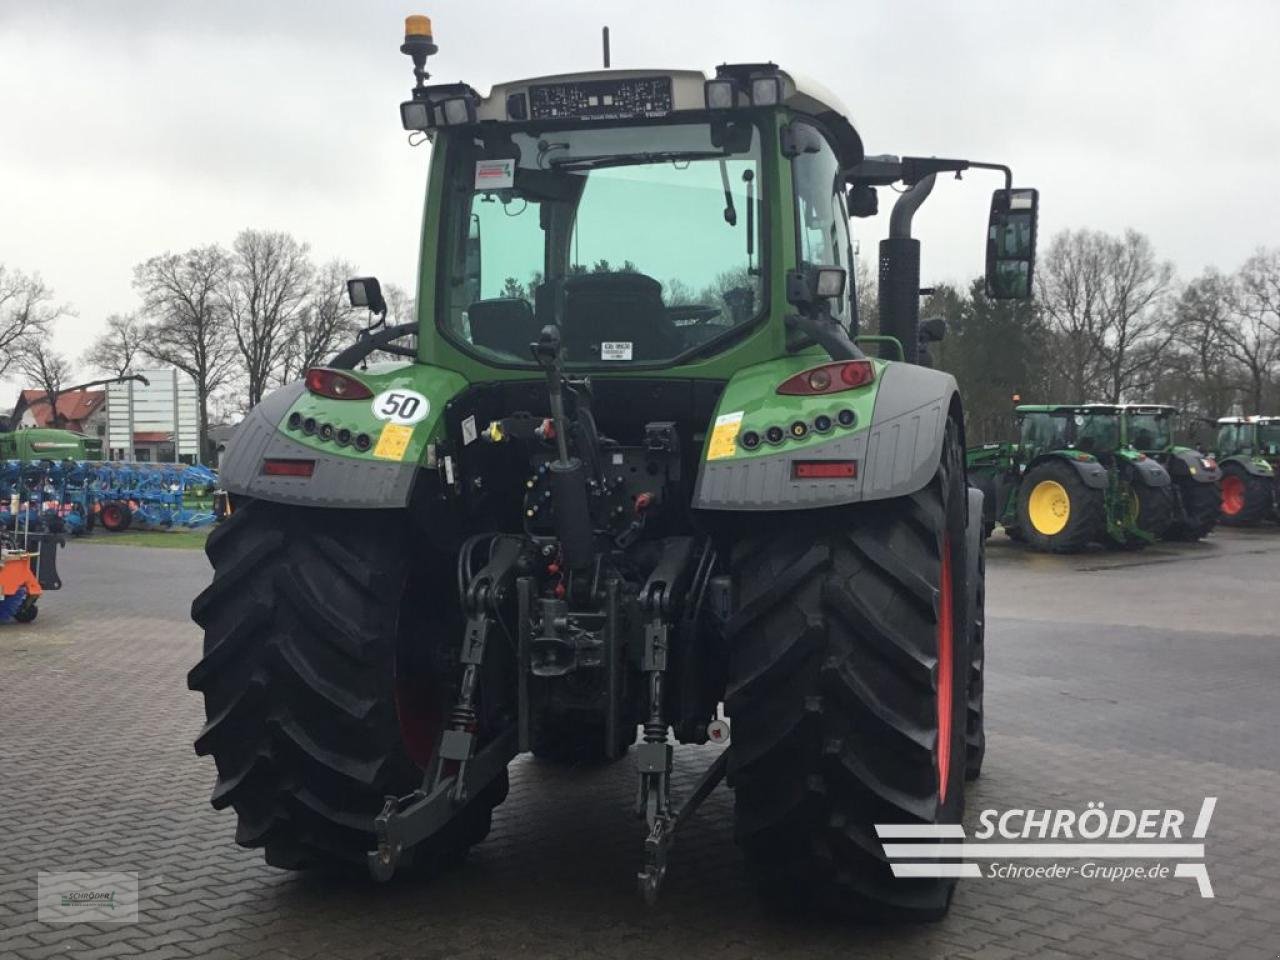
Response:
[0,460,220,535]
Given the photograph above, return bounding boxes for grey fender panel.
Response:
[1169,449,1221,483]
[692,362,953,511]
[860,363,953,502]
[1035,454,1108,489]
[220,382,417,509]
[692,430,867,510]
[1223,455,1274,478]
[1128,456,1171,488]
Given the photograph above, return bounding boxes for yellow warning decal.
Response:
[373,423,414,461]
[707,410,744,461]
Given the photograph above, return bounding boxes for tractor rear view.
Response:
[1213,417,1279,526]
[189,15,1040,920]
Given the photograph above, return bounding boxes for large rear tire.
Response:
[1218,463,1273,526]
[725,419,970,921]
[1131,483,1177,545]
[1016,460,1104,552]
[1165,480,1220,541]
[188,501,507,873]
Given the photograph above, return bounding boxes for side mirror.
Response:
[347,276,387,316]
[985,188,1038,300]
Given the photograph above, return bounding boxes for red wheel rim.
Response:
[936,533,954,803]
[1221,475,1245,515]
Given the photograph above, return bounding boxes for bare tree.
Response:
[1036,229,1174,403]
[1094,230,1175,402]
[279,259,361,382]
[16,340,74,426]
[81,313,146,378]
[134,245,237,462]
[0,266,70,378]
[1227,247,1280,412]
[1168,270,1239,420]
[224,229,313,407]
[1035,231,1107,402]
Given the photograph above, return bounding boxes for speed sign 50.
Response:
[371,389,431,425]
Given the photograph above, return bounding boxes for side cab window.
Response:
[789,119,853,322]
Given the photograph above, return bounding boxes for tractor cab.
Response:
[1215,417,1254,456]
[1119,404,1176,455]
[1015,403,1122,460]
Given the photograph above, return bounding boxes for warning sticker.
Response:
[600,341,633,361]
[474,158,514,190]
[373,423,414,461]
[461,415,478,446]
[706,410,744,461]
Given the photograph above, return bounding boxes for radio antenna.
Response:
[602,26,611,68]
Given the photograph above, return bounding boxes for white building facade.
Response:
[106,368,201,463]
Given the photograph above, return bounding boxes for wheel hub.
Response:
[1028,479,1071,535]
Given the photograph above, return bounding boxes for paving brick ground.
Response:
[1,527,1278,959]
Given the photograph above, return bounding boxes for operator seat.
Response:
[468,297,541,359]
[558,272,682,362]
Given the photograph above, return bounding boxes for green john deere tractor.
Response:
[1213,416,1279,525]
[1121,404,1221,540]
[190,15,1040,920]
[968,403,1179,551]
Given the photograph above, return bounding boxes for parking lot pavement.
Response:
[2,528,1278,959]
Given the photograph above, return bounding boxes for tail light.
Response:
[305,368,373,400]
[777,360,875,396]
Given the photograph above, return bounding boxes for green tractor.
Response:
[1120,404,1221,540]
[1213,416,1279,525]
[190,15,1040,920]
[0,425,95,461]
[968,403,1178,551]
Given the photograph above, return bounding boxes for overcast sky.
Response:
[2,0,1278,397]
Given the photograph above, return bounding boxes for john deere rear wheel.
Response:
[1016,460,1104,552]
[1218,464,1273,526]
[189,501,507,873]
[1166,480,1220,541]
[725,419,970,921]
[1113,481,1175,550]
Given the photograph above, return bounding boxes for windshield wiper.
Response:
[548,150,729,172]
[719,160,737,226]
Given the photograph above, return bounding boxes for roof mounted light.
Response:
[401,100,433,131]
[439,95,476,125]
[704,78,737,110]
[749,76,782,106]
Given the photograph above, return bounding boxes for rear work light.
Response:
[792,460,857,480]
[305,367,373,400]
[262,459,315,478]
[776,360,875,396]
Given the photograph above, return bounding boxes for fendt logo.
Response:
[876,797,1217,898]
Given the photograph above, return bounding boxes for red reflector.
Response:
[792,460,857,479]
[304,367,373,400]
[777,360,875,396]
[262,459,315,477]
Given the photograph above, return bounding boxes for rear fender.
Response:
[1030,451,1108,489]
[1165,447,1221,483]
[219,362,468,508]
[1115,449,1171,488]
[692,358,956,511]
[1221,454,1275,478]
